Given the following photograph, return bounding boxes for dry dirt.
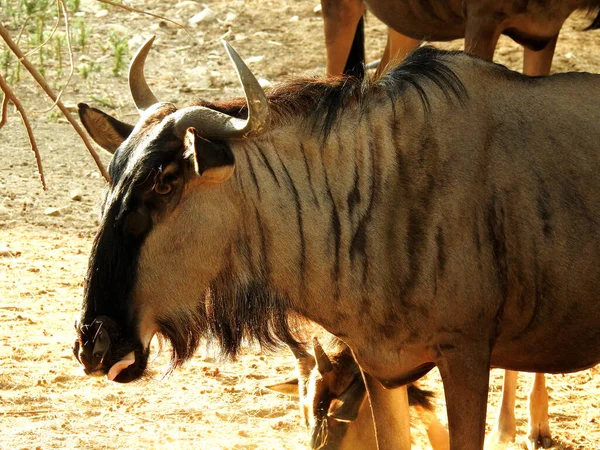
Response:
[1,1,599,449]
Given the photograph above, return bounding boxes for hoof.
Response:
[525,434,553,450]
[485,430,515,450]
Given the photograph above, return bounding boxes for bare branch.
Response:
[0,22,110,182]
[0,92,8,129]
[96,0,189,34]
[0,74,47,190]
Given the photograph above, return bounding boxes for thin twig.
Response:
[96,0,189,35]
[0,74,47,190]
[15,14,31,46]
[41,0,75,113]
[0,22,109,181]
[23,0,60,59]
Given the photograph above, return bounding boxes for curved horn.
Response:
[129,36,159,112]
[172,41,270,139]
[313,337,333,374]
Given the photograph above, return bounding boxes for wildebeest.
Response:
[322,3,596,448]
[270,335,551,450]
[270,336,547,450]
[73,36,600,450]
[321,0,600,76]
[268,336,449,450]
[488,371,551,449]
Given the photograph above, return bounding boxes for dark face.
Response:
[73,103,219,382]
[73,37,289,383]
[308,374,352,449]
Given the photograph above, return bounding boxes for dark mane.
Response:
[198,46,467,141]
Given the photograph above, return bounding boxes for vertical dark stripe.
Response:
[254,143,281,187]
[534,170,553,239]
[473,216,481,255]
[254,206,271,283]
[436,226,446,276]
[347,163,361,220]
[350,118,375,288]
[486,190,508,303]
[276,152,307,295]
[402,173,435,299]
[300,143,319,207]
[242,150,261,199]
[349,152,373,286]
[324,171,341,301]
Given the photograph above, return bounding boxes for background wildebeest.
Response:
[321,0,600,77]
[323,3,599,448]
[73,36,600,450]
[268,335,449,450]
[270,335,548,450]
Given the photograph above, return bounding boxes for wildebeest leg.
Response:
[437,346,491,450]
[414,405,450,450]
[375,29,420,77]
[527,373,552,450]
[486,370,518,449]
[463,15,500,60]
[523,35,558,76]
[363,371,411,450]
[321,0,365,76]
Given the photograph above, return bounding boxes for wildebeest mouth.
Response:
[73,315,149,383]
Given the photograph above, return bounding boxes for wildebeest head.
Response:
[268,338,369,449]
[72,36,288,382]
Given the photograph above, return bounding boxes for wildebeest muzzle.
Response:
[73,315,148,383]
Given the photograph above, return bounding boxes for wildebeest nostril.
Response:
[75,319,113,373]
[92,328,111,362]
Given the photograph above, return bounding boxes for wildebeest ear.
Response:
[78,103,134,154]
[184,127,235,183]
[265,378,300,397]
[328,376,367,422]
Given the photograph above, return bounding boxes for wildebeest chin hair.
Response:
[157,276,300,369]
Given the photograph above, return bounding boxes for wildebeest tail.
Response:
[407,384,435,410]
[343,15,365,78]
[585,3,600,29]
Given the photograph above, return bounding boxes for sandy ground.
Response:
[1,1,599,449]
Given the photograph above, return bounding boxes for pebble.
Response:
[70,189,83,201]
[44,206,72,217]
[189,8,217,25]
[176,1,200,8]
[44,207,62,217]
[246,55,264,64]
[0,246,21,257]
[224,12,237,24]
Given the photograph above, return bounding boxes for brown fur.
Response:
[75,47,600,449]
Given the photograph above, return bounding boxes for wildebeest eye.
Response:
[154,182,172,195]
[154,166,179,195]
